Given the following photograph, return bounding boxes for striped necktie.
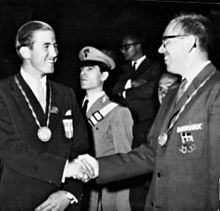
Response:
[176,78,187,103]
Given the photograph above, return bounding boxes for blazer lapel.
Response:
[15,73,48,125]
[155,88,178,134]
[47,81,60,131]
[134,58,151,77]
[175,63,216,110]
[170,63,216,124]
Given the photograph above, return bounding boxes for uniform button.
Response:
[33,165,38,170]
[151,202,154,207]
[157,172,161,177]
[48,180,56,184]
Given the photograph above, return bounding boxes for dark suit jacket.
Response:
[0,73,89,211]
[98,63,220,210]
[111,57,162,122]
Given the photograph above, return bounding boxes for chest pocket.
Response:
[92,120,111,135]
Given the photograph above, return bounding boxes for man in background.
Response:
[158,72,180,104]
[111,32,162,210]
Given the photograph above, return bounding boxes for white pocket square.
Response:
[65,109,72,116]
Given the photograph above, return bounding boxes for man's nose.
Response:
[158,44,165,54]
[49,46,58,57]
[80,68,87,76]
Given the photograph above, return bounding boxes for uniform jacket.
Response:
[0,73,89,211]
[98,63,220,211]
[111,57,162,122]
[86,93,133,211]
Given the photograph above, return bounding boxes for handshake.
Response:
[65,154,99,183]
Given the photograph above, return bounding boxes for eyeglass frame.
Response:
[161,35,189,48]
[120,42,140,51]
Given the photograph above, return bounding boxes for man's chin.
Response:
[46,68,55,74]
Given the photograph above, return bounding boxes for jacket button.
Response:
[157,172,161,177]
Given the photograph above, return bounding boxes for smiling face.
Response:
[22,30,58,78]
[158,21,190,76]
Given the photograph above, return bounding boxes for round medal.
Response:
[158,132,168,147]
[38,127,52,142]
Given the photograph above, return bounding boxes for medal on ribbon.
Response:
[38,127,52,142]
[15,76,53,142]
[158,131,168,147]
[157,72,215,148]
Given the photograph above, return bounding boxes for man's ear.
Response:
[101,71,109,82]
[187,35,197,53]
[19,46,31,59]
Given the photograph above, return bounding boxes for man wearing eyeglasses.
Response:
[111,32,162,211]
[76,12,220,211]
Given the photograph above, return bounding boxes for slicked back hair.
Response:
[15,20,54,57]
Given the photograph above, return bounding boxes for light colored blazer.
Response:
[86,93,133,211]
[87,94,133,157]
[98,63,220,211]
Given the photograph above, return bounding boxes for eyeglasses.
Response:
[120,42,139,51]
[162,35,189,47]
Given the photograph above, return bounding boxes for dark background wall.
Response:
[0,0,220,100]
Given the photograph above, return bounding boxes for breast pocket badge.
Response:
[179,132,196,154]
[177,123,202,154]
[63,109,74,139]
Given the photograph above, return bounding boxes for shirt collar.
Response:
[183,60,211,90]
[20,68,47,96]
[132,55,146,70]
[83,91,105,111]
[185,60,211,83]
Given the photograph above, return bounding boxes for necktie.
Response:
[132,61,137,72]
[82,99,89,114]
[37,80,46,112]
[176,78,187,103]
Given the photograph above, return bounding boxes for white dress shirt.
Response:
[21,68,47,112]
[82,91,105,112]
[123,55,146,97]
[183,60,211,91]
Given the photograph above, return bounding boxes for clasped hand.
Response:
[65,154,98,183]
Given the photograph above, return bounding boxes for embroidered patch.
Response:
[177,123,202,133]
[179,132,196,154]
[63,119,74,139]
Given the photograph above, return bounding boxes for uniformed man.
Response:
[79,46,133,211]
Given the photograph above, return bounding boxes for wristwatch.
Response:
[65,192,78,204]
